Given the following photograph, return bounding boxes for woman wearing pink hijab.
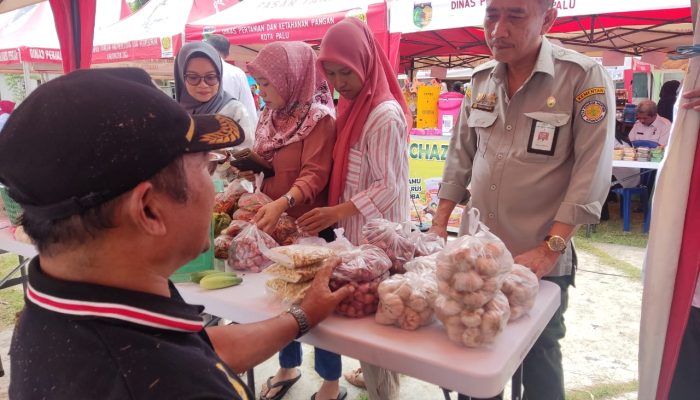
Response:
[243,42,344,400]
[297,17,411,400]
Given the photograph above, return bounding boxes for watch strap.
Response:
[286,304,310,339]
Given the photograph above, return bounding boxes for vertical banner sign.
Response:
[408,137,463,229]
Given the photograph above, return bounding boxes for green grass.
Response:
[0,252,25,330]
[566,379,638,400]
[575,238,642,282]
[576,202,649,248]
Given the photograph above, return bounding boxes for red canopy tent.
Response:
[91,0,238,65]
[389,0,692,70]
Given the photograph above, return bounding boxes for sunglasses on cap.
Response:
[184,73,220,86]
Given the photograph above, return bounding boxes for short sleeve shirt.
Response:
[10,258,253,400]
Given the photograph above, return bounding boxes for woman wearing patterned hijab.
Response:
[243,41,340,400]
[174,41,255,149]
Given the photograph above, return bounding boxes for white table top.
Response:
[178,273,560,397]
[612,160,661,169]
[0,225,560,396]
[0,225,37,258]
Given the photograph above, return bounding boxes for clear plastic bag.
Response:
[329,230,393,318]
[228,224,278,272]
[412,231,446,257]
[362,219,416,274]
[375,269,438,330]
[436,290,511,348]
[435,208,513,310]
[236,173,272,215]
[221,220,251,237]
[272,214,299,246]
[213,178,252,215]
[501,264,539,321]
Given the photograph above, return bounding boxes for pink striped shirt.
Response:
[340,100,410,245]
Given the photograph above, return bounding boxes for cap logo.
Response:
[185,118,195,142]
[199,114,242,145]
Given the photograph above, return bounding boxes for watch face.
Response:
[548,236,566,252]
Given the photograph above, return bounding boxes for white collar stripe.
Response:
[26,284,203,332]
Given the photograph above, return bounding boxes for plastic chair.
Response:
[612,186,649,233]
[631,140,659,149]
[612,167,654,233]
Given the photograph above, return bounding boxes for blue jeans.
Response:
[279,341,341,381]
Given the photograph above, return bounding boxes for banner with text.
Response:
[390,0,690,34]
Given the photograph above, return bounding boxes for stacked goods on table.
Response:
[612,148,624,161]
[650,147,664,162]
[622,147,636,161]
[212,175,301,272]
[636,147,651,161]
[431,208,539,347]
[265,245,336,303]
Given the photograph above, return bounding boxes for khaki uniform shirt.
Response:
[439,39,615,277]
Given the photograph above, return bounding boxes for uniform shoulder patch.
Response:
[575,87,606,102]
[580,100,607,124]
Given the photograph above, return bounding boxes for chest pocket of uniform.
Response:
[520,111,571,163]
[467,110,498,157]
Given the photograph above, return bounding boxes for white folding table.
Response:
[178,273,560,399]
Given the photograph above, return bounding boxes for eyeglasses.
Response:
[184,73,219,86]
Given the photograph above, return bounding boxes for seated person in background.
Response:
[3,68,351,400]
[601,127,640,220]
[629,99,672,146]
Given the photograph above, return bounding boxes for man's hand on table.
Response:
[299,256,354,327]
[514,244,560,279]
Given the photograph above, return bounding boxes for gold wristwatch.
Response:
[544,235,567,254]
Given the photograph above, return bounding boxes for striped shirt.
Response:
[340,100,410,245]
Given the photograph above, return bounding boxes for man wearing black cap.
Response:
[1,68,350,399]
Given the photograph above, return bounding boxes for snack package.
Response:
[362,219,416,274]
[501,264,539,321]
[435,208,513,310]
[436,290,511,348]
[265,244,335,269]
[213,178,252,215]
[272,214,299,246]
[329,232,393,318]
[412,231,446,257]
[375,269,438,330]
[228,224,278,272]
[265,263,323,283]
[265,279,312,304]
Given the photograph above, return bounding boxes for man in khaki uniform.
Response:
[431,0,614,398]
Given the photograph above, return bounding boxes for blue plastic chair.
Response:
[612,186,649,233]
[631,140,659,149]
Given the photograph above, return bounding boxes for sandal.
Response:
[310,386,347,400]
[259,370,302,400]
[343,368,365,389]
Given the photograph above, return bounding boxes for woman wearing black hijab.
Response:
[174,42,255,149]
[658,80,681,123]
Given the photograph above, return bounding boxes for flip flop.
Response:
[310,386,347,400]
[259,371,302,400]
[343,368,365,389]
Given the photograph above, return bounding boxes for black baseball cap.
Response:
[0,67,245,220]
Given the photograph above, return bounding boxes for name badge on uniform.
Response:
[527,120,559,156]
[472,92,497,112]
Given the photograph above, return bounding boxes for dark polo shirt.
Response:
[9,258,252,400]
